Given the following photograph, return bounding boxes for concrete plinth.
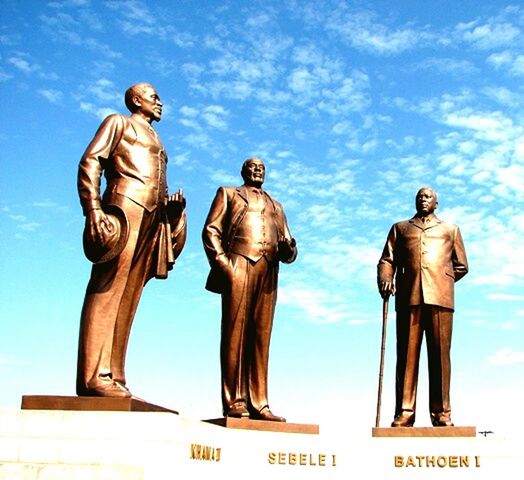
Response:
[0,408,519,479]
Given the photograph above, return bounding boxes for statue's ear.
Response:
[132,95,142,109]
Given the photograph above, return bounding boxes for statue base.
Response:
[372,426,476,437]
[205,417,319,434]
[1,406,517,479]
[21,395,178,414]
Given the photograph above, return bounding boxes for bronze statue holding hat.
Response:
[76,83,186,398]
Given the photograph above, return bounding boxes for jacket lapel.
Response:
[409,214,441,230]
[237,185,249,204]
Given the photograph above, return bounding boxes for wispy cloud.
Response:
[322,6,436,55]
[7,213,41,232]
[8,55,39,74]
[487,51,524,76]
[487,348,524,366]
[279,285,350,324]
[179,103,230,132]
[40,10,121,59]
[457,20,521,50]
[38,89,63,103]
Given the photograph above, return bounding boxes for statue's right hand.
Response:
[378,280,395,299]
[216,253,234,278]
[86,208,111,244]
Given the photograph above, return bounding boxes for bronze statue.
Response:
[202,158,297,422]
[76,83,186,398]
[377,187,468,427]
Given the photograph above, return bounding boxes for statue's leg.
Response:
[247,258,278,413]
[393,306,423,425]
[220,253,250,416]
[76,199,143,396]
[426,306,453,425]
[110,202,158,388]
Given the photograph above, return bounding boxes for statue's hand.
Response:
[86,208,111,244]
[378,280,395,299]
[166,188,186,222]
[278,236,296,259]
[216,253,234,279]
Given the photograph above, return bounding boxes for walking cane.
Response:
[375,296,389,428]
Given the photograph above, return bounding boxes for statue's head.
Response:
[415,187,438,216]
[124,83,162,122]
[241,157,265,188]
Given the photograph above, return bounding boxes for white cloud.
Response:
[279,285,349,324]
[79,102,117,120]
[325,8,431,55]
[179,104,230,131]
[38,89,63,103]
[459,21,521,50]
[416,57,479,75]
[487,348,524,366]
[487,294,524,301]
[40,11,121,59]
[207,169,238,186]
[202,105,229,130]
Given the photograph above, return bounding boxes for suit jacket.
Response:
[78,113,186,278]
[78,113,167,215]
[377,214,468,311]
[202,185,297,293]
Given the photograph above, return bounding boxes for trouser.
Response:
[220,254,278,415]
[395,305,453,421]
[76,196,159,394]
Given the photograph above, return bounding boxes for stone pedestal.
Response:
[0,408,519,479]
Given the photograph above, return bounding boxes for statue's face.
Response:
[135,85,163,122]
[416,188,437,215]
[242,159,265,187]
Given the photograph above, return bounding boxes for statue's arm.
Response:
[278,206,297,264]
[166,189,187,260]
[77,114,124,215]
[377,224,397,298]
[202,187,230,271]
[452,225,468,282]
[78,114,124,243]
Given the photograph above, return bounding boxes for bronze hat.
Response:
[82,204,129,263]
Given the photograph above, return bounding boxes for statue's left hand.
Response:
[278,236,296,259]
[86,208,111,244]
[166,188,186,221]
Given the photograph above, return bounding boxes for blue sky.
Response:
[1,0,523,435]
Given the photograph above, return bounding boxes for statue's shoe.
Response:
[251,406,286,422]
[391,411,414,427]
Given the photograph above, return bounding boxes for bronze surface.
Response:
[21,395,177,413]
[205,417,319,434]
[76,83,187,399]
[202,158,297,421]
[372,426,476,437]
[377,188,468,428]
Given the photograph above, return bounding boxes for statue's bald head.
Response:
[241,157,266,187]
[415,187,438,216]
[124,83,155,113]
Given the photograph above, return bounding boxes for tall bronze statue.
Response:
[377,188,468,427]
[77,83,186,398]
[202,158,297,422]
